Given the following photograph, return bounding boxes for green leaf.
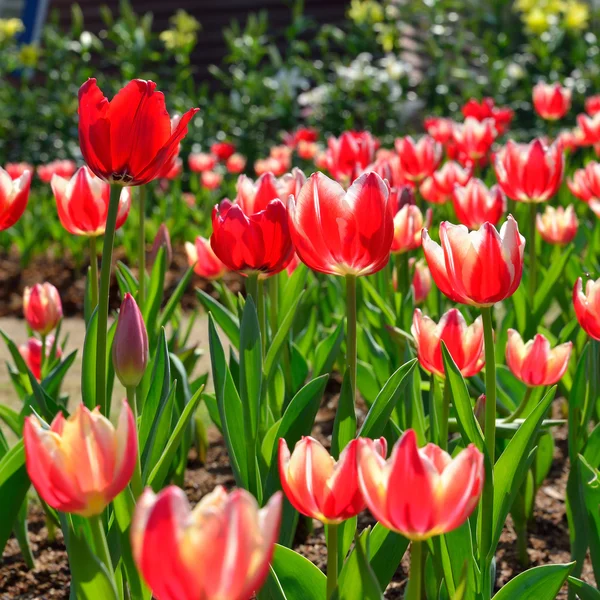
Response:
[280,265,308,321]
[584,423,600,469]
[331,370,356,460]
[360,277,395,324]
[0,404,22,436]
[358,360,417,439]
[142,246,167,341]
[81,306,99,410]
[579,455,600,583]
[314,321,344,377]
[491,563,574,600]
[368,523,409,590]
[567,576,600,599]
[357,361,380,406]
[42,350,77,401]
[268,544,326,600]
[197,288,240,349]
[159,266,195,329]
[533,246,573,320]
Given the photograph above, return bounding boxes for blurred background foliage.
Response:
[0,0,599,165]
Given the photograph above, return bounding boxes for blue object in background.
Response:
[17,0,50,43]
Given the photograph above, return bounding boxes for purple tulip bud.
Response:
[474,394,486,431]
[148,223,173,267]
[112,293,148,387]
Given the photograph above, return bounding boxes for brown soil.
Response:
[1,393,596,599]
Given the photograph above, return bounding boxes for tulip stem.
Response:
[440,380,451,450]
[40,334,46,380]
[505,387,533,423]
[407,540,423,600]
[126,386,144,499]
[258,278,266,357]
[395,252,410,325]
[96,184,122,416]
[527,203,537,307]
[88,514,115,582]
[326,523,339,599]
[269,277,279,342]
[346,274,358,403]
[138,185,146,309]
[89,235,99,309]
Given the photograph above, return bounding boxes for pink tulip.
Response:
[23,283,62,335]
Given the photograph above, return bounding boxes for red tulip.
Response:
[462,97,513,134]
[23,283,62,335]
[37,160,77,184]
[211,199,293,276]
[185,236,227,280]
[394,135,442,184]
[51,166,131,236]
[225,153,247,174]
[451,117,497,163]
[573,277,600,340]
[411,258,432,304]
[431,161,471,196]
[236,168,306,214]
[557,128,584,152]
[24,402,137,517]
[158,156,183,180]
[297,140,319,160]
[201,171,222,190]
[506,329,572,387]
[288,171,393,276]
[391,205,432,254]
[188,152,217,173]
[78,79,198,185]
[326,131,378,182]
[358,430,484,540]
[131,486,281,600]
[412,308,484,377]
[284,127,319,147]
[452,178,506,229]
[494,139,564,203]
[254,157,280,176]
[585,95,600,117]
[5,162,33,180]
[0,166,31,230]
[420,176,448,205]
[577,112,600,145]
[422,216,525,306]
[366,153,407,191]
[424,117,455,144]
[279,436,386,524]
[532,82,571,120]
[19,336,62,380]
[210,141,236,161]
[536,205,578,245]
[568,162,600,217]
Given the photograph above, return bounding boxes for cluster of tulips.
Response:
[0,74,599,600]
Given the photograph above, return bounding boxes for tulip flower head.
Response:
[577,112,600,145]
[288,171,394,276]
[505,329,572,387]
[536,205,578,245]
[37,160,77,183]
[51,166,131,236]
[185,236,227,280]
[494,139,564,203]
[19,336,62,380]
[585,95,600,117]
[279,436,387,524]
[422,216,525,306]
[113,293,149,388]
[210,141,236,161]
[24,402,137,517]
[201,171,222,190]
[573,277,600,340]
[188,152,217,173]
[568,162,600,217]
[451,117,497,163]
[424,117,455,144]
[412,308,484,378]
[131,486,282,600]
[326,131,378,182]
[394,135,442,184]
[462,97,514,134]
[5,162,33,180]
[452,178,506,229]
[211,198,293,276]
[0,166,31,230]
[23,283,62,335]
[391,205,432,254]
[411,258,432,304]
[532,82,572,120]
[226,153,247,174]
[431,161,472,197]
[236,168,306,214]
[78,78,198,186]
[358,430,484,540]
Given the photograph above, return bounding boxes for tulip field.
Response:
[2,34,600,600]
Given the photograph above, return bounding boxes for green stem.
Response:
[439,379,451,450]
[126,386,144,499]
[326,523,339,599]
[395,252,410,298]
[527,203,537,307]
[96,185,122,416]
[269,277,279,342]
[88,514,115,581]
[258,278,266,357]
[505,387,533,423]
[406,540,423,600]
[89,235,99,310]
[40,334,46,380]
[346,274,358,403]
[516,522,530,567]
[138,185,146,308]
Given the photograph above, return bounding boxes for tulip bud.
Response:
[113,293,149,387]
[23,283,63,335]
[148,223,173,267]
[474,394,486,431]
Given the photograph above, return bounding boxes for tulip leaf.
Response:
[491,386,557,559]
[567,576,600,600]
[81,307,99,410]
[584,423,600,469]
[579,455,600,583]
[147,385,204,490]
[331,370,356,460]
[268,544,326,600]
[357,360,380,406]
[197,288,241,349]
[142,246,166,339]
[264,291,305,384]
[360,277,396,324]
[358,359,417,439]
[158,265,195,329]
[208,314,248,488]
[0,441,30,554]
[280,265,307,321]
[314,321,345,377]
[440,521,477,600]
[533,246,572,320]
[491,563,574,600]
[368,523,409,590]
[0,404,22,436]
[116,261,139,295]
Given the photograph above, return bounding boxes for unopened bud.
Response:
[475,394,486,431]
[148,223,173,267]
[23,283,63,335]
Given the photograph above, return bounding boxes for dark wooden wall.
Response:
[49,0,348,77]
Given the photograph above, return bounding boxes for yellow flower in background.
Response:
[160,10,200,51]
[348,0,384,26]
[563,0,589,30]
[523,7,551,32]
[0,18,24,43]
[515,0,538,11]
[19,43,40,67]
